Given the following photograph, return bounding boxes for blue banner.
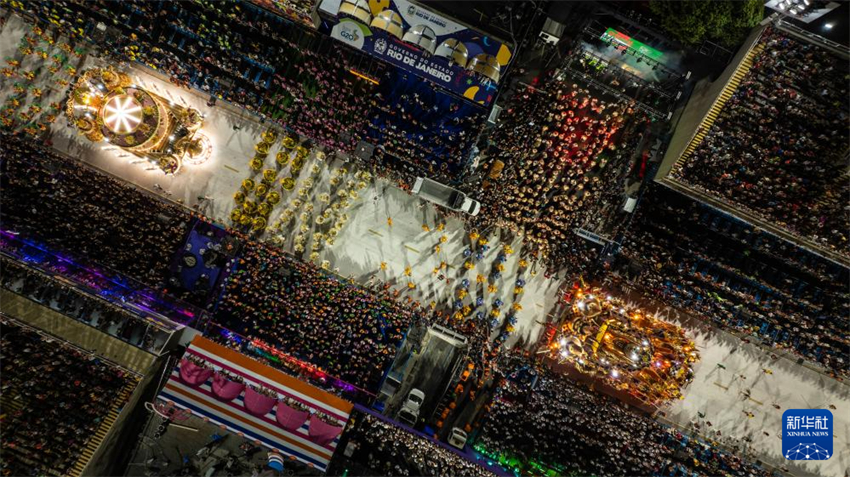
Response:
[318,0,513,107]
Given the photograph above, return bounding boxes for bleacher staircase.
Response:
[673,43,765,170]
[68,376,140,477]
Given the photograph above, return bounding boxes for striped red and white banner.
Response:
[158,336,353,472]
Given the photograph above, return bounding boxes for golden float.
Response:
[541,286,698,406]
[65,67,210,174]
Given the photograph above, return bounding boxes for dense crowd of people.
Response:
[477,354,775,477]
[338,412,495,477]
[1,256,171,353]
[0,136,191,288]
[620,184,849,377]
[484,80,647,274]
[214,243,421,392]
[13,0,485,181]
[365,71,485,181]
[0,318,133,477]
[1,5,847,477]
[672,27,850,256]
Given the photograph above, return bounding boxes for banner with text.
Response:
[318,0,512,107]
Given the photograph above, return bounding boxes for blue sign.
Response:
[782,409,833,460]
[317,0,512,107]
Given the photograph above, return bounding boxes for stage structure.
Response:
[158,336,353,473]
[65,67,211,174]
[541,286,698,406]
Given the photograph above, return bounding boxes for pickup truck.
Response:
[412,177,480,216]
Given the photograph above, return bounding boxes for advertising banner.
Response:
[318,0,513,107]
[601,28,665,62]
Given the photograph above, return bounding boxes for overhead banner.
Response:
[158,336,353,473]
[318,0,513,107]
[601,28,665,62]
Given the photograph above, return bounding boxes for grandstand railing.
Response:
[775,19,850,59]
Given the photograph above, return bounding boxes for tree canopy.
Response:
[650,0,764,48]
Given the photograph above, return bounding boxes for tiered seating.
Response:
[621,184,849,377]
[674,43,764,164]
[0,137,191,289]
[0,318,136,477]
[670,27,850,256]
[1,256,172,353]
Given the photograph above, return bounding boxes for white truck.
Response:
[396,389,425,427]
[448,427,468,450]
[412,177,480,216]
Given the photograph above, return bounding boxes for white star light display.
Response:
[103,95,142,134]
[785,443,830,460]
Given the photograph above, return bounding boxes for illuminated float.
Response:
[541,286,698,406]
[65,67,211,174]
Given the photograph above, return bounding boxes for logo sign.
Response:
[331,20,366,49]
[318,0,512,106]
[782,409,833,460]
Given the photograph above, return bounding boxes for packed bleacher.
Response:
[214,242,420,392]
[0,317,134,477]
[1,256,171,353]
[672,27,850,256]
[619,184,850,377]
[0,136,191,289]
[476,354,775,477]
[485,79,648,274]
[365,71,486,182]
[0,133,418,393]
[339,412,495,477]
[12,0,485,181]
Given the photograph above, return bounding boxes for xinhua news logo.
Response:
[782,409,833,460]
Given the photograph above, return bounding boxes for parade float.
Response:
[65,67,211,174]
[541,286,698,406]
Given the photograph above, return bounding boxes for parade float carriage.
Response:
[540,286,699,406]
[65,67,211,174]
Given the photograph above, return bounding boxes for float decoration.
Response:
[540,287,698,406]
[65,67,211,174]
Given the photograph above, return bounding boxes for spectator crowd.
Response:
[673,27,849,256]
[477,354,776,477]
[620,185,849,377]
[0,318,134,477]
[338,412,496,477]
[214,242,421,392]
[0,136,191,289]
